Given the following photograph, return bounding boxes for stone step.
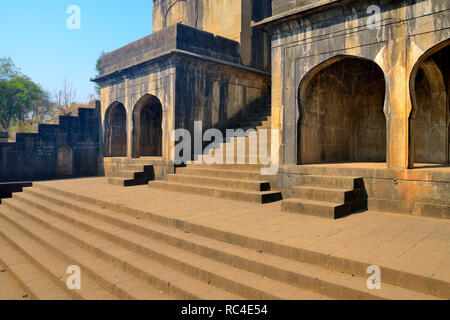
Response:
[32,183,450,299]
[149,181,282,204]
[200,155,271,166]
[103,158,166,166]
[292,186,363,203]
[0,209,116,300]
[208,145,271,157]
[186,163,266,172]
[223,121,261,128]
[218,134,272,145]
[260,119,271,127]
[165,174,271,191]
[1,199,234,300]
[294,165,374,177]
[281,198,351,219]
[0,236,72,300]
[107,177,149,187]
[5,193,326,300]
[104,164,154,173]
[106,170,147,180]
[301,175,364,189]
[176,167,263,180]
[0,263,30,300]
[21,185,444,300]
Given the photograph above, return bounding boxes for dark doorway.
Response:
[132,94,163,158]
[57,146,73,175]
[104,102,127,157]
[297,56,386,164]
[410,41,449,165]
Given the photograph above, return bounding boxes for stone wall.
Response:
[272,164,450,219]
[298,57,386,164]
[255,0,450,218]
[98,57,176,162]
[152,0,272,71]
[258,0,449,170]
[271,0,330,16]
[0,105,101,183]
[95,23,270,166]
[101,23,241,76]
[174,55,270,131]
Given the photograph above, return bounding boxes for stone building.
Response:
[93,0,272,182]
[93,0,449,219]
[255,0,450,218]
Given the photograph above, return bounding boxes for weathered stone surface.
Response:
[0,105,101,183]
[152,0,272,71]
[94,21,271,171]
[259,0,449,170]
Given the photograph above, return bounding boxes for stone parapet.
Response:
[98,23,240,77]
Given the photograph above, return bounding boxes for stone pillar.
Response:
[375,21,410,170]
[271,43,283,169]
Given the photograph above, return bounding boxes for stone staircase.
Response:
[0,182,444,300]
[0,182,32,204]
[104,158,155,187]
[282,171,366,219]
[150,116,283,204]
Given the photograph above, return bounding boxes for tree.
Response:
[0,57,20,81]
[95,51,107,97]
[24,89,55,123]
[0,75,46,132]
[54,79,77,116]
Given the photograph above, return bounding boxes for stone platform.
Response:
[0,177,448,300]
[277,162,450,219]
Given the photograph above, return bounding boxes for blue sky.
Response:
[0,0,154,102]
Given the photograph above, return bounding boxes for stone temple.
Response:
[0,0,449,300]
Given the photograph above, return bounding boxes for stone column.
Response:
[270,42,283,170]
[375,22,410,170]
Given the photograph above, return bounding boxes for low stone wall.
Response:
[0,105,101,183]
[102,157,175,181]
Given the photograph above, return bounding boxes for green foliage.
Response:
[0,57,20,81]
[95,51,107,97]
[0,57,48,132]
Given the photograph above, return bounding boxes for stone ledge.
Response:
[252,0,346,30]
[92,48,270,82]
[97,23,241,77]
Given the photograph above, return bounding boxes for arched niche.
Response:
[104,102,127,157]
[132,94,163,158]
[297,55,386,165]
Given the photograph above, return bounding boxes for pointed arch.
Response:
[132,94,163,158]
[409,38,450,166]
[297,55,386,164]
[104,102,127,157]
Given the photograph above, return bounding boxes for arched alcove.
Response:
[297,56,387,164]
[409,40,449,166]
[104,102,127,157]
[57,146,73,175]
[132,94,163,158]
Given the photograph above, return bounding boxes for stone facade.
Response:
[256,0,449,169]
[91,0,449,218]
[254,0,450,217]
[152,0,272,71]
[94,5,272,172]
